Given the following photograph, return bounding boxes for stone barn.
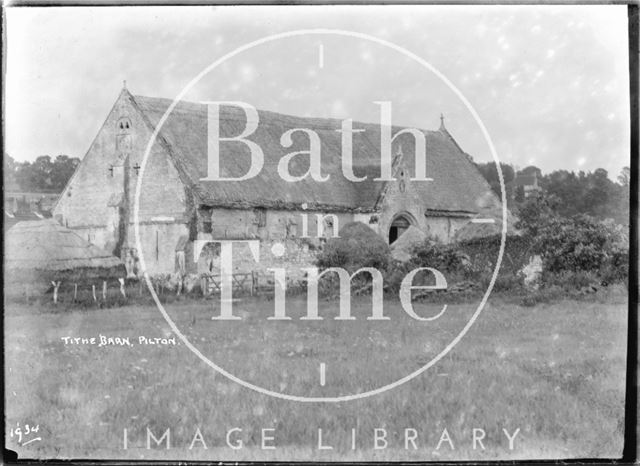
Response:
[53,86,502,277]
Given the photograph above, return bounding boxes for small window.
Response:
[117,117,132,133]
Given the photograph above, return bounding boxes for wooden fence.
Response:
[19,271,275,305]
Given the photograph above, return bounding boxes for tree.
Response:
[4,154,17,174]
[538,167,627,223]
[9,154,80,192]
[475,162,516,204]
[610,166,630,226]
[584,168,612,218]
[514,190,560,237]
[520,165,542,177]
[539,170,583,217]
[618,166,630,187]
[4,154,19,190]
[50,155,79,190]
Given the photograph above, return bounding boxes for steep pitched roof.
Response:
[131,93,498,213]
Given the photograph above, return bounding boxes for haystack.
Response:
[5,220,124,293]
[390,225,427,262]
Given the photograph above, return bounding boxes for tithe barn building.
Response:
[53,86,502,276]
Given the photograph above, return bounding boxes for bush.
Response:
[315,222,391,273]
[456,233,534,277]
[531,214,629,284]
[314,210,629,298]
[540,270,600,291]
[402,212,629,295]
[534,215,606,273]
[314,222,391,297]
[411,241,471,277]
[516,192,629,287]
[600,248,629,286]
[479,272,525,293]
[404,234,532,294]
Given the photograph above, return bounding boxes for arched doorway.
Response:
[388,213,415,244]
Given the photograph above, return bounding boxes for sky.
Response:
[5,5,631,178]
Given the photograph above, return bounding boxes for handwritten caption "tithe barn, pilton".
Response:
[60,335,177,347]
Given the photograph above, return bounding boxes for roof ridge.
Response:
[133,94,443,135]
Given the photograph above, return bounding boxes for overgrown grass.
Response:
[5,288,628,461]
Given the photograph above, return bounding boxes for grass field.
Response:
[5,287,628,461]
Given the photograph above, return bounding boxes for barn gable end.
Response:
[53,88,190,268]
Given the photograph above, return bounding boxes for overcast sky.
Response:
[5,5,630,178]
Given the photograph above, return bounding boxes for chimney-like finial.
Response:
[439,113,446,130]
[123,80,127,90]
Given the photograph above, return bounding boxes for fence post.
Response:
[92,285,97,302]
[102,281,107,301]
[74,283,78,301]
[51,281,61,304]
[119,278,126,298]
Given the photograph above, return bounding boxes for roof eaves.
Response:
[197,198,378,213]
[425,209,476,218]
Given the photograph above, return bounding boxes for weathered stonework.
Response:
[54,88,500,277]
[54,90,189,274]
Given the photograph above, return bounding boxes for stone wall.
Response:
[202,207,353,241]
[423,216,471,243]
[136,222,190,274]
[194,207,357,279]
[53,90,189,265]
[194,238,318,282]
